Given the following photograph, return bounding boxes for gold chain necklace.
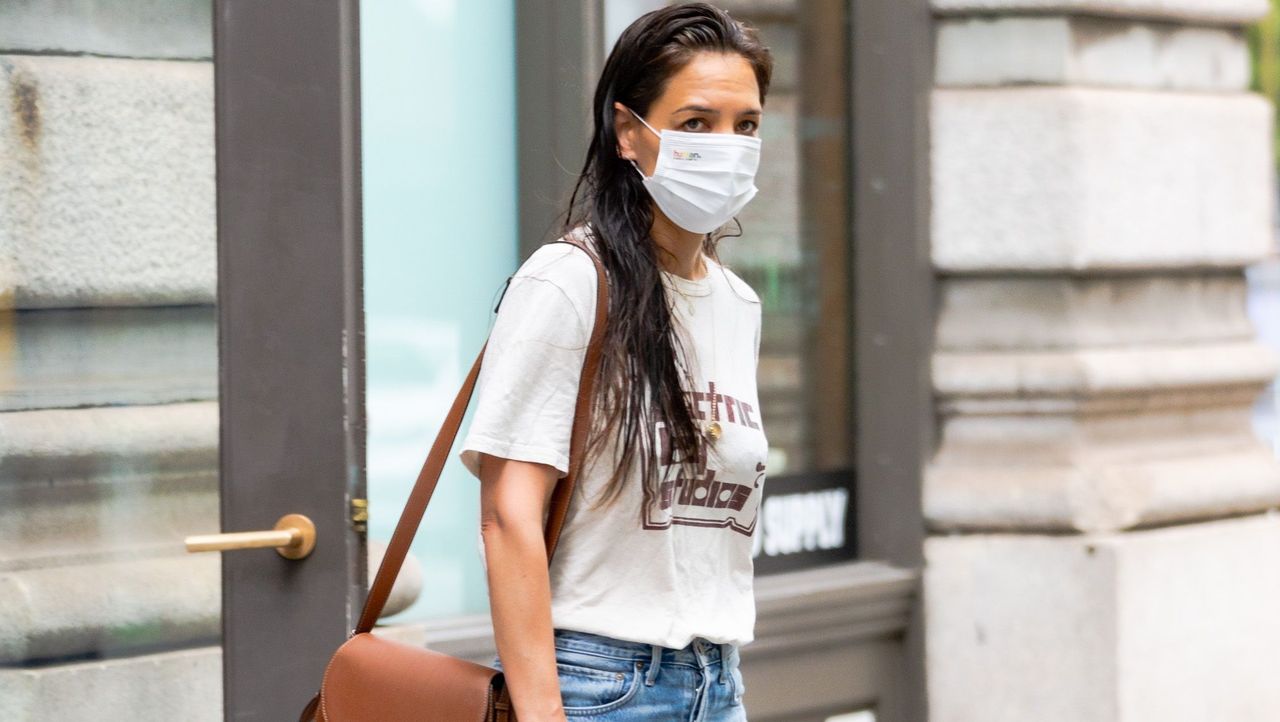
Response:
[703,281,721,443]
[665,255,707,316]
[667,255,721,443]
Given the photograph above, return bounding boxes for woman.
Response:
[458,4,773,720]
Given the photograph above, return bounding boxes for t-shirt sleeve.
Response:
[753,303,762,368]
[458,244,597,481]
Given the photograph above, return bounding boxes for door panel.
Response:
[213,1,365,718]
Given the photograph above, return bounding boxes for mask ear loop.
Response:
[624,105,662,139]
[622,105,662,182]
[628,157,648,181]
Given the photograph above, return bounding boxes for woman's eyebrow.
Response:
[672,104,763,116]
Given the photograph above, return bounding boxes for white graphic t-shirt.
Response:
[458,226,769,650]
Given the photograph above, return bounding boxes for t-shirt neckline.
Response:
[661,255,716,297]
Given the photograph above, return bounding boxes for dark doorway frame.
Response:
[214,1,366,719]
[850,1,934,720]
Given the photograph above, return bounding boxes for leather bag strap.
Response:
[354,236,608,634]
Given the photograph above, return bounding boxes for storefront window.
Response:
[362,0,517,621]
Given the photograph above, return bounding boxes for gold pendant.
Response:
[704,420,722,441]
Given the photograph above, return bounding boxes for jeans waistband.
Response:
[553,628,736,667]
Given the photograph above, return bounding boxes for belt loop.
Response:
[645,644,662,686]
[718,643,730,684]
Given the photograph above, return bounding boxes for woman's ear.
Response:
[613,101,637,161]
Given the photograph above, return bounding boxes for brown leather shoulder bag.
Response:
[299,235,609,721]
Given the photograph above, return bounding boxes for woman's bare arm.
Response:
[478,453,567,722]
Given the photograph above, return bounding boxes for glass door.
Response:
[361,0,519,624]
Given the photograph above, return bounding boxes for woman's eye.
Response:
[682,118,707,131]
[737,120,759,134]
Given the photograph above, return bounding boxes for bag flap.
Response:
[320,633,500,721]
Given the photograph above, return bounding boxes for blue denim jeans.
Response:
[491,627,748,721]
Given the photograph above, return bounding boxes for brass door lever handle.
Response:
[185,513,317,560]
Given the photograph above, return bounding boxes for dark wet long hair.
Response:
[564,3,773,511]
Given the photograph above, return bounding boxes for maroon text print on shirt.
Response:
[689,379,760,429]
[641,379,765,537]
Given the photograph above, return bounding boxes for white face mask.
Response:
[624,106,762,234]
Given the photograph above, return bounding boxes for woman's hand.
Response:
[478,453,568,722]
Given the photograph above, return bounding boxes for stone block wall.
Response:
[924,1,1280,720]
[0,4,223,720]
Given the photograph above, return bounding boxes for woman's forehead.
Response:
[657,53,761,112]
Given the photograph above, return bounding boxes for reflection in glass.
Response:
[362,0,518,621]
